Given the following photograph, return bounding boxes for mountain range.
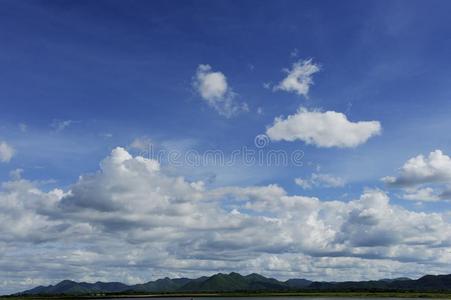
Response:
[15,272,451,295]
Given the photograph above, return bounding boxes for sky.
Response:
[0,0,451,295]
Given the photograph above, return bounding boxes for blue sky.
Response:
[0,0,451,294]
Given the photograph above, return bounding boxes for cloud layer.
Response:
[266,108,381,148]
[193,64,248,117]
[0,147,449,294]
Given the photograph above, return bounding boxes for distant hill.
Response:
[15,272,451,296]
[379,277,412,282]
[132,277,192,292]
[309,274,451,291]
[19,280,130,295]
[179,272,290,292]
[285,278,312,289]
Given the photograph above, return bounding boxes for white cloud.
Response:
[0,179,74,244]
[295,173,345,189]
[0,148,449,293]
[382,150,451,186]
[273,59,320,98]
[294,178,312,189]
[313,173,345,188]
[193,64,248,117]
[195,65,228,100]
[401,187,441,202]
[0,141,14,162]
[382,150,451,202]
[266,107,381,148]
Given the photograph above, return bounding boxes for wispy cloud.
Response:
[193,64,248,118]
[273,58,320,98]
[295,173,345,189]
[51,119,77,132]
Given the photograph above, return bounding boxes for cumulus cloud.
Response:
[0,179,78,244]
[193,64,248,117]
[0,141,14,162]
[295,173,345,189]
[383,150,451,186]
[273,59,320,98]
[382,150,451,202]
[0,148,449,294]
[266,107,381,148]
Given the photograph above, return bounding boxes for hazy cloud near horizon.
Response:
[0,147,449,294]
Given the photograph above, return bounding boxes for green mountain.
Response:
[15,272,451,296]
[20,280,130,295]
[179,272,289,292]
[132,277,192,292]
[309,274,451,291]
[285,278,312,289]
[398,274,451,290]
[17,273,303,295]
